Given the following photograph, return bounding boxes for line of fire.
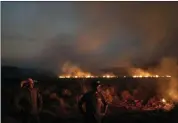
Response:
[59,75,171,79]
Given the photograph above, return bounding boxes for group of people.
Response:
[14,78,108,123]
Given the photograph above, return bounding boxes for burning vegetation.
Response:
[129,68,171,78]
[58,62,171,79]
[59,62,92,78]
[57,59,178,112]
[98,85,176,112]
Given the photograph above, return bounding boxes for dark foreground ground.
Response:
[2,78,178,123]
[3,107,178,123]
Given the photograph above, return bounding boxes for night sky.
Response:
[2,2,178,73]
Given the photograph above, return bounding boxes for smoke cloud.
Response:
[2,2,178,74]
[154,58,178,102]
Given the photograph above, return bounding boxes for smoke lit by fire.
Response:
[59,62,92,78]
[155,58,178,103]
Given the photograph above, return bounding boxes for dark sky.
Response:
[2,2,178,73]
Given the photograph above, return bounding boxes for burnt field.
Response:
[2,78,178,123]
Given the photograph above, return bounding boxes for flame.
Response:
[166,75,171,78]
[162,98,166,103]
[59,76,65,78]
[130,68,171,78]
[102,73,116,78]
[130,68,153,78]
[86,75,91,78]
[130,68,152,76]
[59,62,92,78]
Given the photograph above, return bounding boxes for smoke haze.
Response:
[1,2,178,74]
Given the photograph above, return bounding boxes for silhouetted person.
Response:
[78,81,108,123]
[14,78,43,123]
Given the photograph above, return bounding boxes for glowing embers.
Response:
[161,98,175,111]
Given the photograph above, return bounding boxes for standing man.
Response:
[14,78,43,123]
[78,81,108,123]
